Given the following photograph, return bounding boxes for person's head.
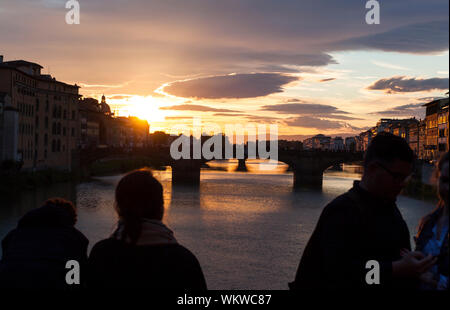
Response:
[18,198,77,228]
[437,152,449,208]
[361,132,415,201]
[114,169,164,243]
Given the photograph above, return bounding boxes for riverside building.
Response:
[0,56,80,171]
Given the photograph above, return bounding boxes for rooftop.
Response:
[0,59,43,69]
[422,97,449,107]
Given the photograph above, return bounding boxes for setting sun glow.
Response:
[106,95,179,131]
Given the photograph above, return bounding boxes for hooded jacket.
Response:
[0,205,88,289]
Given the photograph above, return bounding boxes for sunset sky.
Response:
[0,0,448,137]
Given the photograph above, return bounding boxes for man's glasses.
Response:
[376,162,411,183]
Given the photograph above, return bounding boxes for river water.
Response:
[0,160,436,289]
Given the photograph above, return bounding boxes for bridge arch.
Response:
[75,147,363,190]
[170,151,363,190]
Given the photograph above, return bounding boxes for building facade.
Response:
[330,136,345,151]
[0,57,80,171]
[303,134,331,150]
[438,99,449,153]
[359,130,373,152]
[79,95,150,149]
[424,98,449,160]
[345,136,357,152]
[0,92,18,162]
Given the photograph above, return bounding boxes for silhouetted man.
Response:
[290,132,436,289]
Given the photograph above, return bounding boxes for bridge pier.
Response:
[330,163,343,171]
[292,170,323,190]
[236,158,247,172]
[281,151,362,191]
[171,159,202,186]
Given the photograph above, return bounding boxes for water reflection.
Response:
[0,182,77,248]
[0,160,435,289]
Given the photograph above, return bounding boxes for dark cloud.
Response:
[323,114,362,121]
[334,21,449,54]
[261,102,350,115]
[1,0,448,98]
[284,116,348,130]
[255,65,301,73]
[163,73,298,99]
[368,76,449,93]
[260,102,362,130]
[260,102,363,123]
[286,98,302,103]
[371,102,426,118]
[212,113,282,123]
[240,52,336,67]
[245,115,281,123]
[160,104,240,113]
[319,78,336,82]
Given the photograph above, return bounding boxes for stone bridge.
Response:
[75,146,363,190]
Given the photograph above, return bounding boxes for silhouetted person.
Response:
[0,198,88,289]
[87,169,207,289]
[413,152,449,290]
[289,132,436,289]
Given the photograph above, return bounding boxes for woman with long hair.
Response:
[414,152,449,290]
[87,169,207,289]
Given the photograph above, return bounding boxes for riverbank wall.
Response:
[0,156,167,196]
